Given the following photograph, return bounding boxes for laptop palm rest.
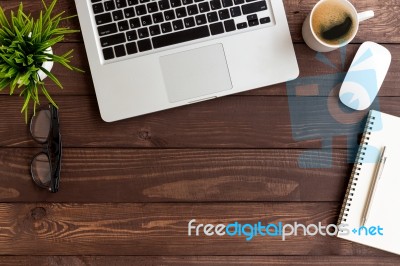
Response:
[159,44,232,103]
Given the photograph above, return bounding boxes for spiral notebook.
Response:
[337,110,400,255]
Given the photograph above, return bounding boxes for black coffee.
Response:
[322,16,353,40]
[312,1,356,45]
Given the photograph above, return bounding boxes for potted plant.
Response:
[0,0,82,121]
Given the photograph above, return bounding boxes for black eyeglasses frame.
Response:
[29,104,62,193]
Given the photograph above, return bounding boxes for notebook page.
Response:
[337,110,400,255]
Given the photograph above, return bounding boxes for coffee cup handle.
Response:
[358,10,375,22]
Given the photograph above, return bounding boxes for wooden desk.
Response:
[0,0,399,264]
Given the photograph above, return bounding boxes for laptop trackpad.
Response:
[160,44,232,103]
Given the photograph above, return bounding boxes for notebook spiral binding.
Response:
[337,113,376,225]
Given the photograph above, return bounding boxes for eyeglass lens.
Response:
[30,109,51,143]
[30,108,53,189]
[31,153,51,187]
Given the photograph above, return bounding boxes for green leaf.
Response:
[21,89,31,113]
[0,6,10,28]
[41,84,58,108]
[0,79,10,90]
[38,65,62,88]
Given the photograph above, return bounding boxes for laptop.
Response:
[75,0,299,122]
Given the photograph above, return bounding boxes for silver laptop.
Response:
[75,0,299,122]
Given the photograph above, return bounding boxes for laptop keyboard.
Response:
[91,0,273,61]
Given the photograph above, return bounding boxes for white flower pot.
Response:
[37,47,54,81]
[17,46,54,85]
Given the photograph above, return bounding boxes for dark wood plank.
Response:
[0,256,400,265]
[0,95,399,148]
[0,202,395,256]
[0,148,350,202]
[2,43,399,97]
[1,0,399,43]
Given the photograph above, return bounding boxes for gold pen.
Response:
[361,146,387,227]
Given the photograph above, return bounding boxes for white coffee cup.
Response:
[302,0,374,52]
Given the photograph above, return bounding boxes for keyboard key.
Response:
[149,25,161,35]
[126,30,138,41]
[147,2,159,13]
[187,4,199,15]
[104,1,116,11]
[128,0,139,5]
[248,18,259,26]
[199,2,210,13]
[136,5,147,15]
[137,39,152,51]
[124,7,135,18]
[247,14,257,21]
[95,13,113,25]
[176,7,187,18]
[170,0,182,8]
[195,14,207,25]
[184,17,195,28]
[141,15,152,26]
[153,12,164,23]
[236,22,247,29]
[100,33,126,47]
[207,11,218,23]
[92,3,104,14]
[172,19,184,30]
[129,18,141,28]
[112,10,124,21]
[116,0,128,8]
[230,6,241,17]
[246,0,257,2]
[102,47,114,60]
[92,0,102,2]
[260,16,270,24]
[222,0,233,7]
[182,0,193,4]
[152,25,210,48]
[164,10,175,21]
[161,22,173,33]
[209,22,224,35]
[234,0,244,4]
[138,27,149,38]
[126,42,138,54]
[159,0,170,10]
[242,1,267,15]
[224,19,235,31]
[118,20,130,31]
[98,23,118,36]
[210,0,222,10]
[114,44,127,57]
[140,0,150,3]
[218,9,230,20]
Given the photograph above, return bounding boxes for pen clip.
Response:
[378,146,387,180]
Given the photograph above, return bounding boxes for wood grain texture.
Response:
[1,95,399,148]
[0,148,350,202]
[1,0,399,43]
[1,42,399,97]
[0,202,394,256]
[0,0,399,262]
[0,256,400,266]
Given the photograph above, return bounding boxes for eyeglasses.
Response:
[30,104,62,193]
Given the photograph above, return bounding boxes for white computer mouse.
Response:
[339,42,391,111]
